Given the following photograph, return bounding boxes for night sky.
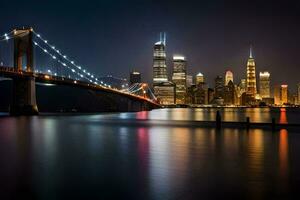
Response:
[1,0,300,90]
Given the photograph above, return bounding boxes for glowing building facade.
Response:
[186,75,193,87]
[225,70,233,86]
[153,82,175,105]
[274,84,288,105]
[246,47,257,96]
[153,33,175,104]
[196,72,204,85]
[172,55,187,104]
[259,71,270,98]
[239,79,246,95]
[274,85,281,105]
[153,33,168,84]
[281,85,288,105]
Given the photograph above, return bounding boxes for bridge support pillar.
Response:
[9,27,38,115]
[10,76,38,115]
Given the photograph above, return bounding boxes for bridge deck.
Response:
[0,66,160,108]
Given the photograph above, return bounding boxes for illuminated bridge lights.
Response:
[0,30,157,102]
[32,31,103,86]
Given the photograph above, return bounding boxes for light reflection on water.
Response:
[0,109,300,199]
[82,107,300,124]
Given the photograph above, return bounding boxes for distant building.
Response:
[291,94,298,105]
[259,71,270,98]
[246,47,257,96]
[207,88,215,104]
[262,98,274,105]
[273,84,288,105]
[274,85,281,105]
[241,93,256,106]
[194,83,208,104]
[281,84,288,105]
[234,85,241,106]
[195,72,204,85]
[153,32,168,84]
[214,75,224,99]
[153,82,175,105]
[186,75,193,87]
[186,85,196,104]
[224,80,235,105]
[172,55,187,104]
[225,70,233,86]
[129,71,141,85]
[239,79,246,95]
[186,83,210,105]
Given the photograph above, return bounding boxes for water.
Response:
[88,107,300,124]
[1,108,300,199]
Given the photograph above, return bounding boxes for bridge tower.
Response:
[9,28,38,115]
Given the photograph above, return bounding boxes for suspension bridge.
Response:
[0,27,160,115]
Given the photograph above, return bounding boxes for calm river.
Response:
[0,108,300,199]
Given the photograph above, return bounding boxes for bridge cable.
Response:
[33,40,97,83]
[32,31,103,85]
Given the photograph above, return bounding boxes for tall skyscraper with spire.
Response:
[246,46,257,96]
[153,32,168,84]
[152,32,175,105]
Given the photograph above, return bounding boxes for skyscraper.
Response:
[274,85,281,105]
[129,71,141,85]
[259,71,270,98]
[186,75,193,87]
[153,32,175,104]
[239,79,246,95]
[196,72,204,85]
[153,32,168,84]
[224,80,235,105]
[281,85,288,105]
[214,75,224,99]
[246,47,257,96]
[194,84,208,104]
[153,82,176,105]
[274,84,288,105]
[225,70,233,86]
[172,55,187,104]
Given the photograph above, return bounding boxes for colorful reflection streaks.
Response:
[279,108,288,124]
[279,129,289,182]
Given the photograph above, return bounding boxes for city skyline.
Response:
[150,36,298,105]
[0,0,299,90]
[150,40,297,93]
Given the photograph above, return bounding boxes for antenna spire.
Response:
[249,45,253,58]
[159,32,162,43]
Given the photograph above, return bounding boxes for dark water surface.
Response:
[1,108,300,199]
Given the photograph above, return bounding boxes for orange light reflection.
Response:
[279,108,287,124]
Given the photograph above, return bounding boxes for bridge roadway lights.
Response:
[9,76,39,116]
